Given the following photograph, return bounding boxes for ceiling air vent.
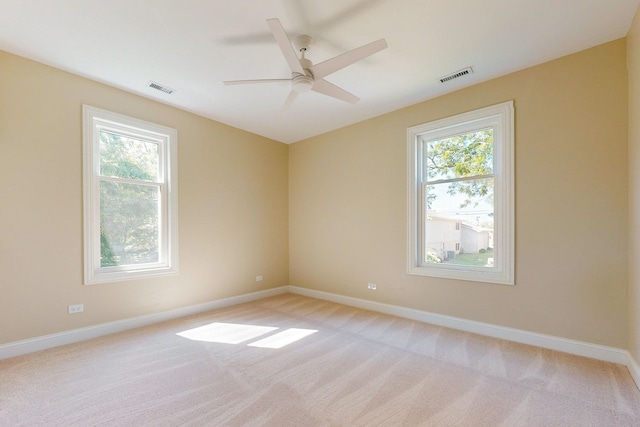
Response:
[439,67,473,83]
[147,81,175,94]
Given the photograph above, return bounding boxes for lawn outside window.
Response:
[83,105,178,285]
[407,101,514,285]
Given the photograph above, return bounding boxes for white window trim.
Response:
[83,105,178,285]
[407,101,514,285]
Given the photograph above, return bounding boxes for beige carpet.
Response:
[1,293,639,426]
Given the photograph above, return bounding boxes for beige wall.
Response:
[290,39,629,348]
[629,7,640,361]
[0,36,632,350]
[0,51,289,345]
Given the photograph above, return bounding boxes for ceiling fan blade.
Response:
[282,90,298,111]
[310,38,387,80]
[312,79,359,104]
[223,78,291,85]
[266,18,305,75]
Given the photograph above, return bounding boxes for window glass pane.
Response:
[425,128,493,181]
[99,131,159,181]
[424,178,494,266]
[100,181,159,267]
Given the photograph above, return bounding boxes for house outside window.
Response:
[407,101,514,285]
[83,105,178,285]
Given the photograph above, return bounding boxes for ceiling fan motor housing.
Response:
[292,55,314,93]
[292,73,314,93]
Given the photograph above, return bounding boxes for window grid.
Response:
[407,101,514,285]
[83,105,178,285]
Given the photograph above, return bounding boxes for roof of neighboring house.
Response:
[426,213,461,222]
[461,223,492,233]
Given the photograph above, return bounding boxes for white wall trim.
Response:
[289,286,630,366]
[626,352,640,390]
[406,101,515,286]
[0,286,288,360]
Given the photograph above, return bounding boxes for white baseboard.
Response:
[288,286,630,366]
[626,352,640,390]
[0,286,289,360]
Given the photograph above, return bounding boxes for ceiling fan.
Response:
[223,18,387,109]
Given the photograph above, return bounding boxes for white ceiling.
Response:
[1,1,638,144]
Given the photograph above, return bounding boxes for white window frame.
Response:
[83,105,178,285]
[407,101,514,285]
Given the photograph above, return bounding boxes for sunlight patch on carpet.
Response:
[249,328,318,349]
[176,322,318,348]
[177,322,277,344]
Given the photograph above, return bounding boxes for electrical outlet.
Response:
[68,304,84,314]
[367,283,377,290]
[256,275,263,282]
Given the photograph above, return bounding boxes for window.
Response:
[407,101,514,285]
[83,105,178,285]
